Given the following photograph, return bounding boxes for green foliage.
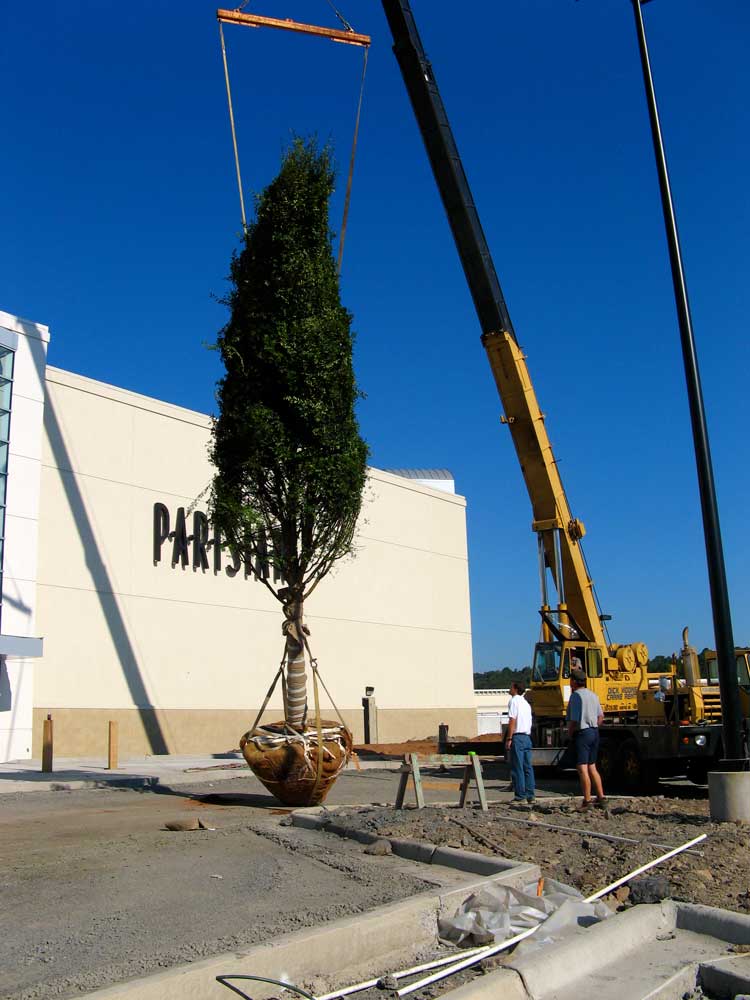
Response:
[210,138,368,604]
[647,654,674,674]
[474,667,531,690]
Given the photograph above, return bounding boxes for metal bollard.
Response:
[107,720,119,770]
[41,714,53,773]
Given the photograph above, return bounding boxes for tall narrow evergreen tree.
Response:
[210,138,368,729]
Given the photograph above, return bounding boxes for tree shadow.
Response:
[148,781,283,809]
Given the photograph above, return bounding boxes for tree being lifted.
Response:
[210,138,368,805]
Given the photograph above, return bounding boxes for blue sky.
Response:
[3,1,748,669]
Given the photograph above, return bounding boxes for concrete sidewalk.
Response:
[0,752,404,794]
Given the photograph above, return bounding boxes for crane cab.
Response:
[529,639,641,724]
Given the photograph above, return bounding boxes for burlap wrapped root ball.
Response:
[240,721,352,806]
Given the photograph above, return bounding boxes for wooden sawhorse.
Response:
[395,752,488,811]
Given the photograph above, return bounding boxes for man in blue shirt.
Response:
[567,669,606,809]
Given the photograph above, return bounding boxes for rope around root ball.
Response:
[243,723,349,777]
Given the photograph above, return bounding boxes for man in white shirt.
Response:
[506,681,535,804]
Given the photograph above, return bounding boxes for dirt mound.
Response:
[325,796,750,914]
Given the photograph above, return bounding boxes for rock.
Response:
[479,956,504,973]
[611,806,628,815]
[582,838,614,859]
[164,819,201,832]
[629,876,671,904]
[364,839,393,856]
[278,815,294,827]
[378,974,398,989]
[614,886,630,903]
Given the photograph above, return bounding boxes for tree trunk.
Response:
[284,599,307,728]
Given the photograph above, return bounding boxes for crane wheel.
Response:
[618,739,659,792]
[596,740,615,785]
[686,760,710,785]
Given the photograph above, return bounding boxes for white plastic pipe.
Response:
[315,948,488,1000]
[396,832,708,997]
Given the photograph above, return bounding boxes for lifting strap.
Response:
[218,21,247,230]
[337,44,368,275]
[301,629,349,733]
[247,650,287,737]
[217,5,369,267]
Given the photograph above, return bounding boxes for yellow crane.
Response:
[383,0,727,787]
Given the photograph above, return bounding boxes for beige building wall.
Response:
[34,368,477,756]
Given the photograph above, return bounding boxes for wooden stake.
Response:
[107,720,119,770]
[41,714,53,773]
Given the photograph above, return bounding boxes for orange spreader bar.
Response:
[216,9,371,47]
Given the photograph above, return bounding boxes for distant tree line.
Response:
[649,648,718,675]
[646,654,675,674]
[474,667,531,690]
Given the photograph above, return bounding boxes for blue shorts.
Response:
[574,728,599,765]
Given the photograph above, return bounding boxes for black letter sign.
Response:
[192,511,210,571]
[172,507,190,568]
[153,503,170,564]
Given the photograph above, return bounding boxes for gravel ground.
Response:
[0,790,433,1000]
[324,796,749,912]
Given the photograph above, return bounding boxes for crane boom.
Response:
[381,0,605,647]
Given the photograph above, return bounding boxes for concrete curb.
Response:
[427,968,529,1000]
[291,808,523,876]
[431,846,519,875]
[426,899,750,1000]
[507,901,676,997]
[676,900,750,944]
[698,953,750,998]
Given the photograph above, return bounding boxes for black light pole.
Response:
[630,0,747,768]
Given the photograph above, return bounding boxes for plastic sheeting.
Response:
[438,878,611,951]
